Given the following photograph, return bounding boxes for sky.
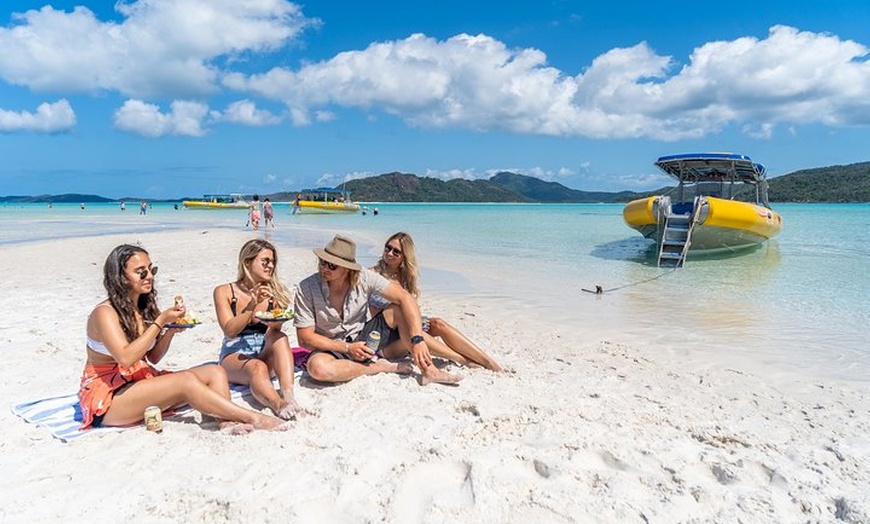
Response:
[1,1,869,199]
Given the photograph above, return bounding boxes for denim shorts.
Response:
[219,332,267,361]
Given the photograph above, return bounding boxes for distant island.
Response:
[3,161,869,204]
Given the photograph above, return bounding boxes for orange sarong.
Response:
[78,360,168,429]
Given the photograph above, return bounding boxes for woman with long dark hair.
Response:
[79,244,283,433]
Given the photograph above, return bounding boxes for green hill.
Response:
[343,172,532,202]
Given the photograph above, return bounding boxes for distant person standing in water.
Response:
[139,201,147,215]
[249,195,261,231]
[263,198,274,229]
[120,202,126,211]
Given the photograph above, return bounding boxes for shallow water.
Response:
[3,201,868,381]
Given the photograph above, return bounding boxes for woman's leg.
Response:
[103,371,282,430]
[221,353,285,415]
[380,306,462,385]
[427,317,502,371]
[263,329,308,419]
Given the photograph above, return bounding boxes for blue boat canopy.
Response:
[655,153,766,184]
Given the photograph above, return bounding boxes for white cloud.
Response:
[215,99,281,125]
[230,26,870,139]
[1,2,868,142]
[113,99,209,137]
[0,0,317,98]
[0,99,75,132]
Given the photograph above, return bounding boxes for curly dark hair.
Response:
[103,244,160,342]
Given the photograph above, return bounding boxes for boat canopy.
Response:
[655,152,771,208]
[655,153,766,184]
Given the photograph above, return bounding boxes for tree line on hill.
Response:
[3,161,868,204]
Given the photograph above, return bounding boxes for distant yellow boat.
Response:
[291,188,360,215]
[623,153,783,267]
[182,194,250,209]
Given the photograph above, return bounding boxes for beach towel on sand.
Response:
[12,373,302,443]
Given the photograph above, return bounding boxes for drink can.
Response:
[144,405,163,433]
[365,330,381,352]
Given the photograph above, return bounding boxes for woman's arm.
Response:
[213,283,273,338]
[379,281,432,369]
[91,305,181,368]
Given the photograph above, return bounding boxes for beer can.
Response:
[144,405,163,433]
[365,330,381,352]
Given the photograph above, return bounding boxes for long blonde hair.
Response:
[374,232,419,297]
[236,239,292,308]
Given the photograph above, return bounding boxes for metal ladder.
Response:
[657,213,693,267]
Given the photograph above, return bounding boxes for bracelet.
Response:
[152,321,165,332]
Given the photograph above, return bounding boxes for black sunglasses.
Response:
[135,266,158,279]
[318,259,338,271]
[384,244,403,256]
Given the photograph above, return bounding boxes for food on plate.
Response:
[254,308,294,320]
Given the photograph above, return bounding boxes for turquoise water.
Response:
[3,201,868,381]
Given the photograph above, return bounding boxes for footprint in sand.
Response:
[390,461,475,523]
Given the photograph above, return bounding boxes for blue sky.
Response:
[1,1,869,199]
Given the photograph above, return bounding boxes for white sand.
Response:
[2,229,868,523]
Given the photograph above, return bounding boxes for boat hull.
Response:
[293,201,360,214]
[623,196,782,254]
[182,201,249,209]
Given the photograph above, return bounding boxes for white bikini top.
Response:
[86,336,112,356]
[87,303,156,356]
[87,336,155,356]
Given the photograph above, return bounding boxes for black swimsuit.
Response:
[229,284,268,335]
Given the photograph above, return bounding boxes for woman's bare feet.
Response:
[276,395,315,420]
[420,364,463,386]
[219,421,256,435]
[250,412,286,431]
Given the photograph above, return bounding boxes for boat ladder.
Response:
[657,213,694,268]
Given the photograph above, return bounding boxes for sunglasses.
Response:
[318,259,338,271]
[135,266,158,279]
[384,244,403,256]
[259,258,275,268]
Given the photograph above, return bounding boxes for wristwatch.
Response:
[410,335,424,345]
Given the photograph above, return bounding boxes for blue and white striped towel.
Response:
[11,378,293,443]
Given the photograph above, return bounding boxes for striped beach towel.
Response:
[11,377,297,443]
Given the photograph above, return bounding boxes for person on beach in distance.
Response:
[372,232,502,371]
[214,239,307,419]
[79,244,283,434]
[249,195,261,230]
[294,235,462,385]
[263,198,274,228]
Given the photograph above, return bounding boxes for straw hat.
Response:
[313,235,362,270]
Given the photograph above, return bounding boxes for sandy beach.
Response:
[2,228,868,523]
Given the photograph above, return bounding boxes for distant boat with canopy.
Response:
[182,194,251,210]
[291,188,360,215]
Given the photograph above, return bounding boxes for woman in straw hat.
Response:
[294,235,461,385]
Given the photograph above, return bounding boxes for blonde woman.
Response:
[372,232,502,371]
[214,239,307,419]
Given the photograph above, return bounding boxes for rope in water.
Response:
[582,266,680,295]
